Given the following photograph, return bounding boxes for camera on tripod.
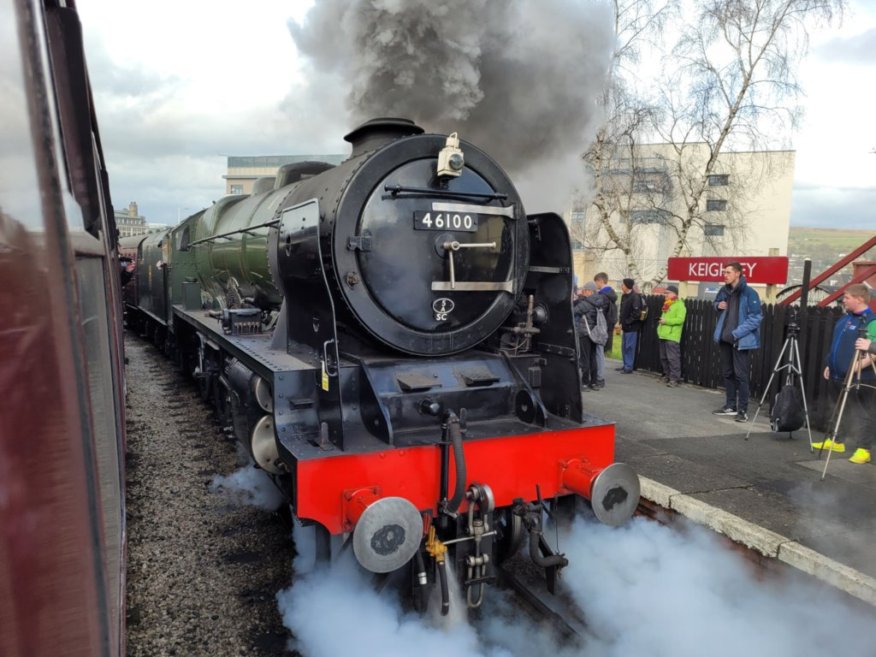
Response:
[747,304,811,442]
[785,306,801,337]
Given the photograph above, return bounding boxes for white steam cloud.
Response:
[276,514,874,656]
[289,0,616,213]
[209,464,285,511]
[562,517,874,657]
[277,555,498,657]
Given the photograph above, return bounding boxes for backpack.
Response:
[583,308,609,346]
[635,294,649,322]
[605,298,618,326]
[770,383,805,433]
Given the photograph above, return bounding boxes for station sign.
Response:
[667,256,788,284]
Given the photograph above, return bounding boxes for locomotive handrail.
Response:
[383,184,508,201]
[187,218,280,247]
[431,201,515,217]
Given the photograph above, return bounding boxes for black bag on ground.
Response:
[770,383,805,432]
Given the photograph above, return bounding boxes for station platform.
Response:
[582,361,876,607]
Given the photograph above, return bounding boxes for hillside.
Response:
[788,228,875,258]
[787,228,875,286]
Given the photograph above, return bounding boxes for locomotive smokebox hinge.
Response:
[347,232,372,252]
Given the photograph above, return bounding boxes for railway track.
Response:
[125,336,293,656]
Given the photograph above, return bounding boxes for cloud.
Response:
[66,0,875,229]
[791,185,876,228]
[813,27,876,65]
[77,0,327,222]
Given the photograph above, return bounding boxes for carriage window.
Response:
[0,3,44,232]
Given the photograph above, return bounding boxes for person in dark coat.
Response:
[593,272,618,387]
[573,281,608,390]
[618,278,644,373]
[711,262,763,422]
[594,272,618,350]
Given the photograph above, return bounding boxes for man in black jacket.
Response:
[573,281,608,390]
[594,272,618,386]
[617,278,644,373]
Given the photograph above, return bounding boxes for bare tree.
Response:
[579,0,844,289]
[571,0,675,283]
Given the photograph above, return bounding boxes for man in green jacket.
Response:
[658,285,687,387]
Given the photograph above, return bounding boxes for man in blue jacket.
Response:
[812,284,876,464]
[711,262,763,422]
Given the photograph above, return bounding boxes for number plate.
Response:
[413,211,479,232]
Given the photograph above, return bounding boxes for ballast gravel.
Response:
[124,336,296,656]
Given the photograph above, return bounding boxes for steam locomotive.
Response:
[125,118,639,612]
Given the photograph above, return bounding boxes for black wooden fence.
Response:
[634,296,842,429]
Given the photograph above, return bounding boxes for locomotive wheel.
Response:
[495,509,524,564]
[197,370,213,402]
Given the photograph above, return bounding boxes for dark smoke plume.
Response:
[290,0,615,211]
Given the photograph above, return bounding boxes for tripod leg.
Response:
[746,368,777,441]
[820,443,834,480]
[820,351,861,480]
[746,339,790,441]
[791,339,814,450]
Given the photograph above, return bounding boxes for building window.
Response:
[631,209,669,224]
[230,184,244,195]
[704,224,725,237]
[706,199,727,211]
[707,174,729,186]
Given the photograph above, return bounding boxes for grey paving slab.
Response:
[619,452,750,493]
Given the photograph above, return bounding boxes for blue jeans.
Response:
[719,342,752,412]
[621,331,638,371]
[595,344,605,382]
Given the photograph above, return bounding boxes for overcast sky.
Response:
[77,0,876,229]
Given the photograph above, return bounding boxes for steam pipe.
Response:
[414,550,427,587]
[445,412,466,515]
[437,560,450,616]
[528,529,568,569]
[425,526,449,615]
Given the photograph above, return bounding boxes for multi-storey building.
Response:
[114,201,148,238]
[223,154,347,196]
[571,143,795,296]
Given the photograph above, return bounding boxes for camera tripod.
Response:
[820,331,876,480]
[745,322,812,445]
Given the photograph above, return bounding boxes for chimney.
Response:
[344,118,424,157]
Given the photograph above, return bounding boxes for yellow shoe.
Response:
[849,448,871,464]
[812,438,846,453]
